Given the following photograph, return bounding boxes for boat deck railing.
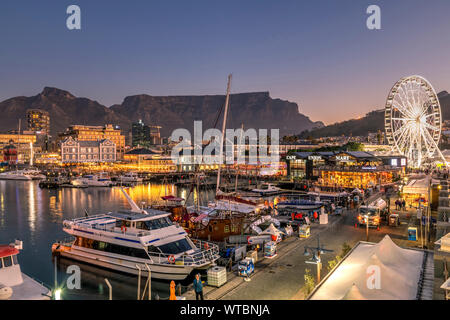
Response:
[145,239,219,266]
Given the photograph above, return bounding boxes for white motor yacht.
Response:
[0,170,32,181]
[52,189,219,280]
[77,172,113,187]
[119,172,143,183]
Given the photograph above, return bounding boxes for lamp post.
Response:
[304,235,333,283]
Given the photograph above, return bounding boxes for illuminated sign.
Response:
[308,155,322,161]
[401,158,406,166]
[362,166,377,170]
[336,156,350,161]
[286,155,297,160]
[391,159,398,166]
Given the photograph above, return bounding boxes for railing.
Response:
[146,239,219,267]
[69,220,152,237]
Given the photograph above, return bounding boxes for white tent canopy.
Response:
[309,235,426,300]
[260,223,285,236]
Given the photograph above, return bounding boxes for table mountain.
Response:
[0,88,322,137]
[110,91,323,137]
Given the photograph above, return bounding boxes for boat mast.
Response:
[216,74,232,195]
[235,123,243,193]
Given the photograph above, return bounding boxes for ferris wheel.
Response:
[385,75,447,168]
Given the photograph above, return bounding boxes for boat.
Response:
[119,172,143,183]
[251,183,281,196]
[0,170,32,181]
[186,206,246,242]
[22,168,46,180]
[0,240,51,300]
[75,172,113,187]
[52,189,219,280]
[208,192,266,214]
[39,172,70,188]
[275,199,323,210]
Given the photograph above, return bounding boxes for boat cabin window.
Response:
[135,217,172,230]
[115,220,131,228]
[75,237,149,259]
[158,239,193,254]
[147,245,161,254]
[3,256,13,268]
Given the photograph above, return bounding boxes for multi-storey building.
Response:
[59,124,125,160]
[131,120,162,147]
[0,133,37,163]
[27,109,50,134]
[61,137,116,164]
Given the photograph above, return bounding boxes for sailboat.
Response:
[207,76,266,215]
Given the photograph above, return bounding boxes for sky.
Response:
[1,0,450,125]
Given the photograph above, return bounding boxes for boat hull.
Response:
[55,245,204,280]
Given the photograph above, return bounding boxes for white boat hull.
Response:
[0,175,31,181]
[58,246,204,280]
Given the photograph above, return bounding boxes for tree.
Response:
[304,268,316,295]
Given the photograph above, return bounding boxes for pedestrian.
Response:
[193,273,204,300]
[402,199,406,210]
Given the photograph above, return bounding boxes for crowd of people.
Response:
[394,199,406,211]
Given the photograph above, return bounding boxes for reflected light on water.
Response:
[28,181,36,234]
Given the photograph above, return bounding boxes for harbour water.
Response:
[0,180,216,300]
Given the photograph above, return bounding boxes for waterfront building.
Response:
[285,151,406,189]
[61,137,116,164]
[124,148,176,172]
[26,109,50,134]
[131,120,162,148]
[0,133,37,164]
[131,120,151,148]
[59,124,125,160]
[2,141,17,164]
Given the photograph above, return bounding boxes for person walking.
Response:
[193,273,204,300]
[402,199,406,210]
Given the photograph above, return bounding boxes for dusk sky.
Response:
[1,0,450,125]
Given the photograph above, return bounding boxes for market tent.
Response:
[260,223,285,236]
[309,235,425,300]
[402,177,430,195]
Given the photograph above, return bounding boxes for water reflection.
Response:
[0,180,215,300]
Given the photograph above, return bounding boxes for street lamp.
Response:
[304,235,333,283]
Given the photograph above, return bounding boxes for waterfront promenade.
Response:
[182,192,416,300]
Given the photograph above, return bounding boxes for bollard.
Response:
[169,281,176,300]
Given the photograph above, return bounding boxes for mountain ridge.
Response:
[0,87,323,137]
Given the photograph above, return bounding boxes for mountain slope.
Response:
[110,92,324,136]
[0,88,322,137]
[0,87,129,136]
[300,91,450,138]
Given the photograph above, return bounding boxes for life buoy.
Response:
[204,243,209,250]
[121,225,127,233]
[168,255,176,264]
